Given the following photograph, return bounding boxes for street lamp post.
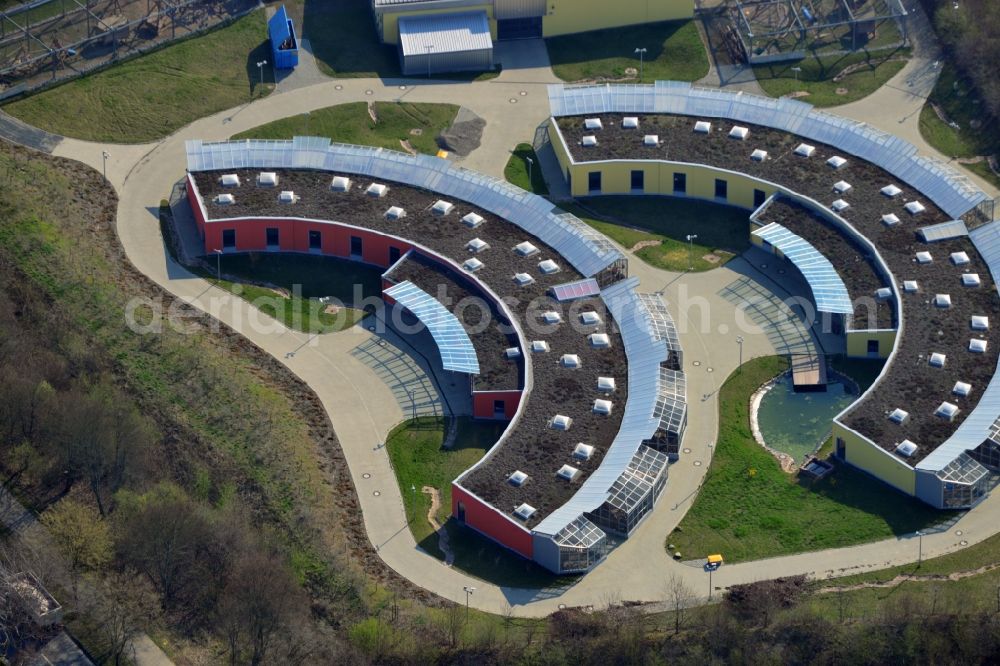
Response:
[303,111,310,136]
[408,389,417,421]
[737,336,744,372]
[916,530,925,565]
[213,248,223,282]
[463,585,475,617]
[256,59,268,94]
[708,567,713,601]
[426,45,433,78]
[101,150,109,182]
[791,66,802,83]
[525,156,534,190]
[685,234,698,271]
[634,47,647,82]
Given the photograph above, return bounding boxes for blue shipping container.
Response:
[268,6,299,70]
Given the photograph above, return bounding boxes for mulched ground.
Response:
[559,113,1000,464]
[384,252,521,391]
[756,198,894,330]
[195,170,629,527]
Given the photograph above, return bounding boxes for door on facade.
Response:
[457,501,466,523]
[497,16,542,40]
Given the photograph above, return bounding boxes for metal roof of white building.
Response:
[399,11,493,57]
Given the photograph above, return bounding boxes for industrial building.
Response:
[546,81,1000,510]
[372,0,693,74]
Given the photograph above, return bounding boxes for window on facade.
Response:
[493,400,505,415]
[222,229,236,248]
[867,339,879,355]
[673,172,686,194]
[754,188,766,207]
[308,230,321,250]
[588,171,601,193]
[714,178,728,199]
[630,170,644,191]
[389,246,401,265]
[350,235,363,256]
[266,227,279,246]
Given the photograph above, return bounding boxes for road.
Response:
[1,7,996,618]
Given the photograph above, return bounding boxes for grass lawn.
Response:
[918,61,1000,189]
[195,253,383,334]
[547,20,709,83]
[504,143,549,195]
[385,417,571,588]
[668,356,944,563]
[232,101,458,155]
[4,11,274,143]
[563,196,751,272]
[753,48,910,107]
[283,0,497,80]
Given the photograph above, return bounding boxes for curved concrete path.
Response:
[5,32,993,616]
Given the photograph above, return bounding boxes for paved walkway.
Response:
[0,18,991,617]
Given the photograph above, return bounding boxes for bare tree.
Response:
[217,549,303,666]
[664,572,696,634]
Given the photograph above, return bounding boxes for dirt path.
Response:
[816,562,1000,593]
[421,486,454,566]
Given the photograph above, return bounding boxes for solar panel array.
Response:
[752,222,854,315]
[383,281,481,375]
[185,137,624,278]
[550,277,602,302]
[547,82,989,220]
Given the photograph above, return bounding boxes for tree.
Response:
[664,572,696,634]
[41,498,111,572]
[218,550,303,666]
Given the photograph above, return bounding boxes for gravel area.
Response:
[756,198,894,330]
[558,114,1000,463]
[195,170,629,526]
[384,253,522,391]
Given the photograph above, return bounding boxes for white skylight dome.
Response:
[467,238,489,253]
[584,118,603,130]
[463,258,484,272]
[573,443,594,460]
[432,200,454,216]
[694,120,711,133]
[622,117,639,129]
[462,212,484,228]
[531,340,550,353]
[589,333,611,348]
[278,190,297,203]
[953,381,972,397]
[916,251,933,264]
[936,402,960,421]
[905,201,926,215]
[556,464,580,481]
[515,241,539,256]
[538,259,560,275]
[889,408,909,424]
[581,135,598,147]
[593,399,613,415]
[903,280,919,293]
[831,199,850,212]
[970,339,988,353]
[505,347,521,359]
[794,143,815,157]
[751,149,768,161]
[219,173,240,187]
[644,134,660,146]
[331,176,351,191]
[881,184,902,197]
[514,272,535,286]
[929,352,946,368]
[550,415,572,430]
[895,440,918,457]
[875,287,892,300]
[962,273,982,287]
[597,376,616,392]
[934,294,952,308]
[509,470,528,487]
[543,311,562,324]
[951,252,970,265]
[513,503,536,520]
[729,125,749,140]
[827,156,847,169]
[385,205,406,219]
[366,182,388,198]
[215,193,235,205]
[882,213,900,227]
[257,171,278,186]
[580,311,602,325]
[833,180,852,194]
[560,354,581,368]
[971,315,989,331]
